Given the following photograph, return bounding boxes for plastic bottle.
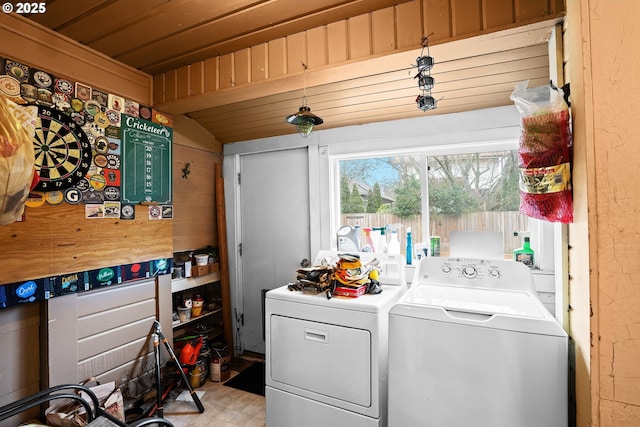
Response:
[388,229,400,254]
[337,225,360,251]
[513,236,535,268]
[184,252,193,278]
[379,227,388,253]
[371,227,383,253]
[361,227,374,252]
[406,227,413,265]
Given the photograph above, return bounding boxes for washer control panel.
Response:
[414,257,534,293]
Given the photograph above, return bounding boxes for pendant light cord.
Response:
[301,62,308,107]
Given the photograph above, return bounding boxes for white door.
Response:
[239,148,311,354]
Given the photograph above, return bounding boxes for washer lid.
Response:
[404,283,544,318]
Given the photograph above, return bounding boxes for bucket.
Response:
[210,350,231,382]
[194,254,208,266]
[189,357,207,388]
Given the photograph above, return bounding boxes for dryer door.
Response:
[269,315,372,407]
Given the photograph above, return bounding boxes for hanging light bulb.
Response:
[285,62,323,138]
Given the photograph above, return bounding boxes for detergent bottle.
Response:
[337,225,360,252]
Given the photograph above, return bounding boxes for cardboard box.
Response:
[191,263,210,277]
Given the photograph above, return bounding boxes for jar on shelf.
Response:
[192,294,204,317]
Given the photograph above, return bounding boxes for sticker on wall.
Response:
[92,89,108,106]
[75,82,92,101]
[105,126,120,139]
[20,84,37,103]
[162,205,173,219]
[152,109,173,127]
[5,60,29,82]
[106,109,121,125]
[64,188,83,204]
[103,168,120,186]
[45,191,64,205]
[36,88,53,106]
[103,186,120,201]
[85,203,104,218]
[0,75,21,97]
[87,266,121,289]
[93,112,110,128]
[70,98,84,112]
[104,201,121,219]
[108,94,124,112]
[84,99,102,116]
[25,192,45,208]
[82,189,104,204]
[124,99,139,117]
[56,272,82,296]
[139,105,152,121]
[31,70,53,89]
[106,154,120,169]
[122,262,149,282]
[148,205,161,220]
[54,78,74,95]
[121,204,135,220]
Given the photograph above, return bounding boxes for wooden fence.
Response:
[340,211,528,255]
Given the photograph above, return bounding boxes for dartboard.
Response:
[32,106,92,191]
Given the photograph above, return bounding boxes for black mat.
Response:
[224,362,265,396]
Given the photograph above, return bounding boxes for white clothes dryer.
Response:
[265,251,407,427]
[388,257,567,427]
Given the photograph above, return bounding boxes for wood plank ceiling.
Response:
[21,0,565,143]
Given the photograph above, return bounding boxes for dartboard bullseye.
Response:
[32,106,93,191]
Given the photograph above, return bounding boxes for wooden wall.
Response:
[153,0,565,105]
[0,14,167,423]
[171,115,222,252]
[565,1,640,426]
[0,13,169,284]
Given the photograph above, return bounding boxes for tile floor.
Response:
[161,360,265,427]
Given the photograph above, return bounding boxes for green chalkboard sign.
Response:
[121,115,172,204]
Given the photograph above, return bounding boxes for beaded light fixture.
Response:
[414,36,438,111]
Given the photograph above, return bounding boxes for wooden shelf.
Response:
[171,271,220,293]
[172,307,223,329]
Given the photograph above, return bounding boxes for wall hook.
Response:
[182,162,191,179]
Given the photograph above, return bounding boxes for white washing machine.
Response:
[265,251,407,427]
[388,257,567,427]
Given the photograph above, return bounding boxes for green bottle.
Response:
[513,237,535,268]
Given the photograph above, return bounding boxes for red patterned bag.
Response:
[510,81,573,223]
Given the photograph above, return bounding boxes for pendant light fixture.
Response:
[286,62,323,138]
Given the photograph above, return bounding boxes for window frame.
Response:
[328,140,521,249]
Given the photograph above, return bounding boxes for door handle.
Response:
[300,258,310,267]
[304,328,328,344]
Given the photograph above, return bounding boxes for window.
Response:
[333,146,528,259]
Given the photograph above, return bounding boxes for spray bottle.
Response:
[387,224,401,254]
[361,227,375,252]
[406,227,413,265]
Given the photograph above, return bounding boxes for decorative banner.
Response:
[120,115,172,204]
